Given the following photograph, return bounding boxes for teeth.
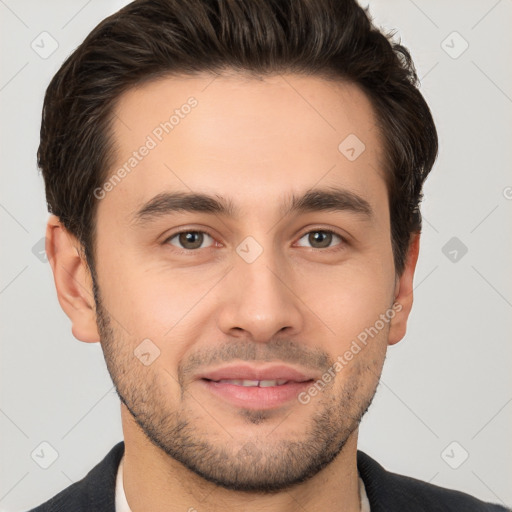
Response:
[259,380,277,387]
[260,379,288,387]
[216,379,289,387]
[241,380,260,387]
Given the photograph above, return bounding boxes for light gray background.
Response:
[1,0,511,510]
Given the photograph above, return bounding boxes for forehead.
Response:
[102,72,387,222]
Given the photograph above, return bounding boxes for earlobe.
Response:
[388,232,421,346]
[45,215,100,343]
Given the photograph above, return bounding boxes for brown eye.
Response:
[296,230,343,250]
[167,231,214,250]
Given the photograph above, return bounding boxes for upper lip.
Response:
[197,364,317,383]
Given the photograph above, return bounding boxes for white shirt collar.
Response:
[115,455,131,512]
[115,455,370,512]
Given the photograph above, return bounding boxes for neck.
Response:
[120,405,362,512]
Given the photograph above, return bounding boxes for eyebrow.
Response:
[131,186,374,226]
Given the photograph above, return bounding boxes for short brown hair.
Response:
[38,0,438,279]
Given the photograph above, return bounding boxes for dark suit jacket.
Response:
[27,441,510,511]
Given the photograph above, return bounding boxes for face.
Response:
[89,73,404,491]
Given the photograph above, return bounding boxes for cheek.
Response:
[95,245,199,334]
[295,257,395,339]
[130,268,229,330]
[95,257,223,377]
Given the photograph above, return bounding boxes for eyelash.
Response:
[163,228,348,254]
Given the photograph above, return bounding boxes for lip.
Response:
[195,363,317,410]
[196,363,317,383]
[199,379,313,410]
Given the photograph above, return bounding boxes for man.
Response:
[29,0,509,510]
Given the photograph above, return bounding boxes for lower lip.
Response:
[199,379,313,410]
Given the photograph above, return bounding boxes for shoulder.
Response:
[26,441,125,512]
[357,450,510,511]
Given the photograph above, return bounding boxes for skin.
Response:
[46,72,420,512]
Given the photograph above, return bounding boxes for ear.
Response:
[45,215,100,343]
[388,232,421,346]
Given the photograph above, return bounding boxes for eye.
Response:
[163,228,346,253]
[295,229,345,250]
[165,230,216,250]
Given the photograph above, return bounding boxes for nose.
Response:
[216,246,304,343]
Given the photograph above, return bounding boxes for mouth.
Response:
[204,378,294,387]
[196,364,317,410]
